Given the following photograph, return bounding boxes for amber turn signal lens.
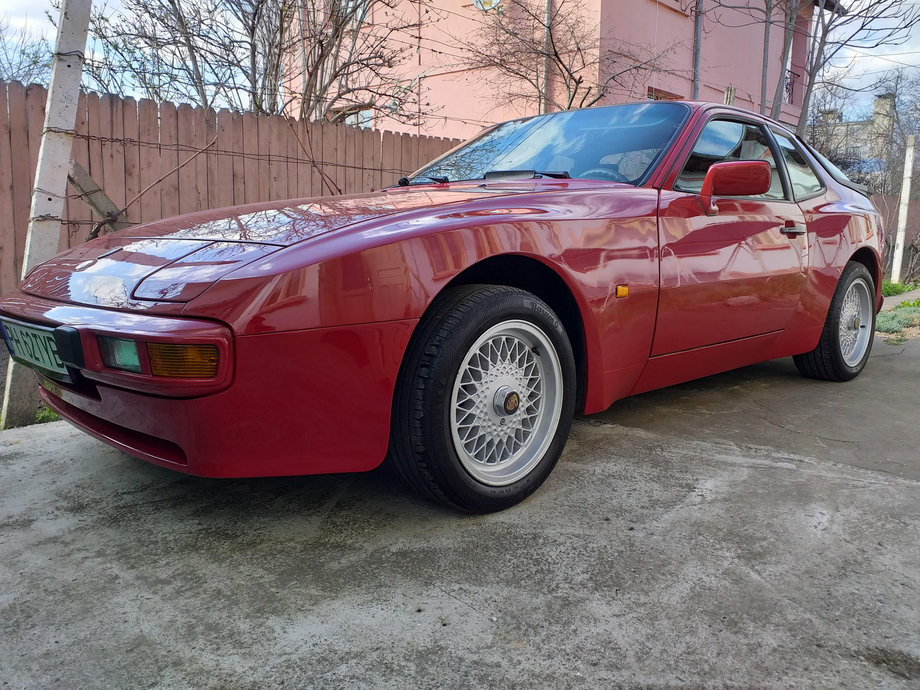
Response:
[147,343,218,378]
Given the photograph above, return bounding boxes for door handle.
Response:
[781,220,807,235]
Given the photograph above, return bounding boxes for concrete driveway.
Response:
[1,337,919,688]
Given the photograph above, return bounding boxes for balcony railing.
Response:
[784,69,800,105]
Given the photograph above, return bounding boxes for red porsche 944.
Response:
[0,101,884,512]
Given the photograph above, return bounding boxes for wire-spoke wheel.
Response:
[838,276,873,367]
[794,261,876,382]
[451,320,563,486]
[389,285,576,513]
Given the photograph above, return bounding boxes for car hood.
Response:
[18,187,521,308]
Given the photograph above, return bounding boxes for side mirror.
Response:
[699,160,772,215]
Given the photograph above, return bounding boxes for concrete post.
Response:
[1,0,91,429]
[891,134,915,284]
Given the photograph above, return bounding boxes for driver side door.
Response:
[652,118,808,356]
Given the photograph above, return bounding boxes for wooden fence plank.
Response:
[269,113,286,201]
[138,99,161,223]
[362,128,376,193]
[121,97,140,226]
[322,123,337,195]
[336,124,347,194]
[381,130,397,189]
[24,85,45,191]
[400,133,414,185]
[158,101,180,220]
[345,126,357,195]
[84,93,104,217]
[213,109,234,210]
[203,107,221,210]
[371,130,382,192]
[100,94,126,216]
[67,91,91,247]
[192,107,208,212]
[241,111,259,205]
[307,120,324,198]
[257,114,271,201]
[176,104,197,215]
[228,112,245,205]
[0,85,17,294]
[294,117,311,199]
[284,117,299,200]
[7,83,31,283]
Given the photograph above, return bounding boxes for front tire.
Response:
[389,285,576,513]
[794,261,876,381]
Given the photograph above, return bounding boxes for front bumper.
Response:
[2,291,416,477]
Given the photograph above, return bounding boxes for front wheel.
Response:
[389,285,576,513]
[794,261,876,381]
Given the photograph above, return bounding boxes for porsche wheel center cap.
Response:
[493,386,521,416]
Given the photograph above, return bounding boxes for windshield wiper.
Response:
[398,174,449,186]
[483,169,570,180]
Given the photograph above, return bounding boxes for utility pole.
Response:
[891,134,915,284]
[692,0,703,99]
[539,0,551,114]
[1,0,91,429]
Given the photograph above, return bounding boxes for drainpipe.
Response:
[540,0,551,113]
[692,0,703,99]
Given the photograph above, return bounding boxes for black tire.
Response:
[389,285,576,513]
[793,261,876,381]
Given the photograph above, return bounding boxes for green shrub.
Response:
[896,307,920,326]
[895,297,920,309]
[881,280,917,297]
[34,405,60,424]
[876,311,912,333]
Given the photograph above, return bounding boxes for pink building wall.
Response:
[355,0,813,140]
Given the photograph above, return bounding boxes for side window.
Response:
[772,131,825,199]
[674,120,785,199]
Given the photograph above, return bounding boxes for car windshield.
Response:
[409,102,690,186]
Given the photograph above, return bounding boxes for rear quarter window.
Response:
[772,131,824,199]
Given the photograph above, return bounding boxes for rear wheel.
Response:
[389,285,576,513]
[794,261,876,381]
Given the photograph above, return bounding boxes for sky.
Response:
[3,0,920,117]
[3,0,57,37]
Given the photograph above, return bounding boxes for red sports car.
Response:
[0,101,883,512]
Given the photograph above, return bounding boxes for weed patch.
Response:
[881,280,917,297]
[35,406,60,424]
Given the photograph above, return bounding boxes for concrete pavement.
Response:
[1,337,919,688]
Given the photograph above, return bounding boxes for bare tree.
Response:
[809,68,920,276]
[806,75,876,178]
[0,16,52,85]
[289,0,424,122]
[71,0,425,122]
[457,0,673,113]
[795,0,920,135]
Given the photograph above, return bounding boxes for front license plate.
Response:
[0,318,67,376]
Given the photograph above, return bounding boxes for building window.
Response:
[346,109,373,129]
[648,0,691,16]
[328,106,373,129]
[648,86,683,101]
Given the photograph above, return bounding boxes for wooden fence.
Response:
[0,81,461,296]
